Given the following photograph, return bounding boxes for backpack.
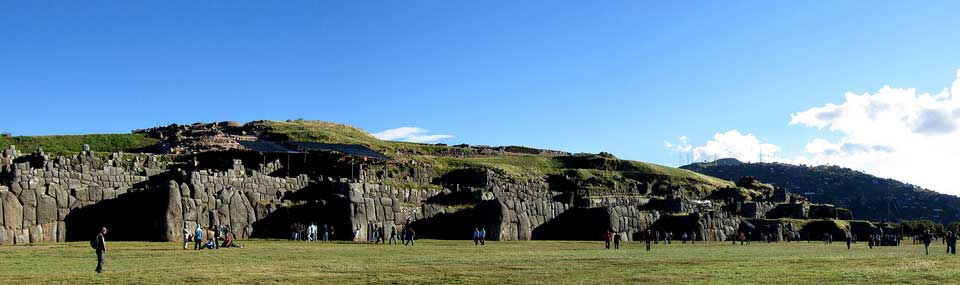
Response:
[90,235,99,249]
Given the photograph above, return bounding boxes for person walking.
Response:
[404,226,416,246]
[473,228,481,246]
[922,231,933,255]
[846,230,852,250]
[479,228,486,245]
[378,225,386,244]
[389,225,398,245]
[92,227,108,273]
[194,225,204,250]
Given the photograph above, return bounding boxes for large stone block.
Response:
[164,181,184,242]
[29,224,42,243]
[183,199,197,221]
[0,227,8,245]
[57,221,66,242]
[19,190,37,228]
[41,222,56,243]
[88,186,103,201]
[37,194,58,224]
[14,229,28,245]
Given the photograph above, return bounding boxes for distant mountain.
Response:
[682,159,960,223]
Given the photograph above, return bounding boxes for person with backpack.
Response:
[194,225,204,250]
[92,227,108,273]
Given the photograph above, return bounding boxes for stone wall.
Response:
[1,150,160,245]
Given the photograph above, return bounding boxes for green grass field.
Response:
[1,240,958,284]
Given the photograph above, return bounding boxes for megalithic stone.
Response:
[3,191,23,231]
[164,180,184,242]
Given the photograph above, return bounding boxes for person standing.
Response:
[922,231,933,255]
[322,224,329,242]
[354,224,361,242]
[93,227,108,273]
[613,231,622,250]
[214,225,222,249]
[194,225,204,250]
[182,224,190,250]
[846,232,852,250]
[644,230,653,251]
[603,230,612,249]
[947,231,957,255]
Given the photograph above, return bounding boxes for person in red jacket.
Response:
[603,230,612,249]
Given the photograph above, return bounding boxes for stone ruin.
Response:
[0,143,856,245]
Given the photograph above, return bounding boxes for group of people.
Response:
[473,228,487,245]
[289,222,333,242]
[184,224,243,250]
[603,230,623,250]
[357,222,416,246]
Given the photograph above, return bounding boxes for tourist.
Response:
[330,225,335,240]
[290,223,297,241]
[222,234,243,248]
[354,224,361,242]
[613,231,622,250]
[182,224,190,250]
[682,232,688,244]
[868,234,874,249]
[946,231,957,255]
[378,225,386,244]
[404,226,416,246]
[93,227,108,273]
[214,225,222,249]
[322,224,330,242]
[603,230,612,249]
[203,237,217,249]
[846,232,852,250]
[474,228,481,245]
[388,225,398,245]
[922,231,933,255]
[644,230,653,251]
[479,228,486,245]
[194,224,204,250]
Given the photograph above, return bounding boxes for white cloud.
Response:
[691,130,782,162]
[788,69,960,193]
[372,127,453,143]
[664,135,693,152]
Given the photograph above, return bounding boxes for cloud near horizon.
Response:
[675,69,960,194]
[785,69,960,193]
[671,130,782,163]
[372,127,453,143]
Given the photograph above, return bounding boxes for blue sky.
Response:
[3,1,960,191]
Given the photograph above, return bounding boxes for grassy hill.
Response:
[2,119,733,194]
[682,159,960,223]
[0,133,158,155]
[255,120,733,192]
